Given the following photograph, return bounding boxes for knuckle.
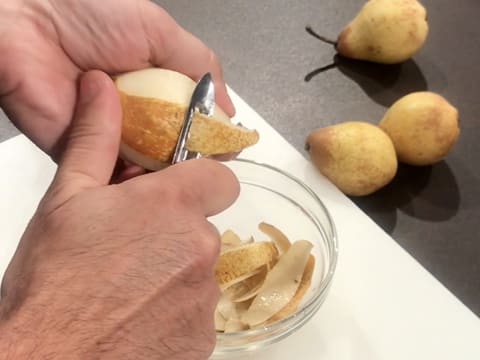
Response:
[200,159,240,195]
[34,205,65,234]
[196,222,221,264]
[183,222,220,274]
[207,48,220,67]
[166,182,200,211]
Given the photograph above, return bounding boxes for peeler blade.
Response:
[171,73,215,164]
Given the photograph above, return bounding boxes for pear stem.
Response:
[305,26,337,46]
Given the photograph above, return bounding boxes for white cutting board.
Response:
[1,89,479,359]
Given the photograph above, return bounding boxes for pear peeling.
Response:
[215,224,315,332]
[220,230,242,252]
[241,240,313,327]
[225,266,268,303]
[224,318,249,333]
[258,222,292,254]
[215,241,278,286]
[220,267,264,292]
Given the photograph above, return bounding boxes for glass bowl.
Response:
[209,159,338,358]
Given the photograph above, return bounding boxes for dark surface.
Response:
[0,0,478,317]
[155,0,480,316]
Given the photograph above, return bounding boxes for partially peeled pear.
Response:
[114,68,259,170]
[306,121,398,196]
[337,0,428,64]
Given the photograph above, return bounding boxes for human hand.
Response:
[0,0,234,160]
[0,71,239,359]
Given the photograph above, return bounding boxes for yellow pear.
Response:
[306,122,397,196]
[337,0,428,64]
[114,68,259,170]
[379,92,460,166]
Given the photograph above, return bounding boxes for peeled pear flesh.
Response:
[306,121,398,196]
[379,92,460,166]
[337,0,428,64]
[114,68,259,170]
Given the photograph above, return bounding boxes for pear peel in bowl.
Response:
[209,159,338,357]
[215,224,315,333]
[216,241,279,286]
[114,68,259,170]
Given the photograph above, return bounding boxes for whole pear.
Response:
[306,122,398,196]
[337,0,428,64]
[379,92,460,166]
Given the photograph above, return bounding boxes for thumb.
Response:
[54,70,121,194]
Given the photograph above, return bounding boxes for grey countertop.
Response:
[1,0,479,317]
[159,0,480,316]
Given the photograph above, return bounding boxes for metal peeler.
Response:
[171,73,215,164]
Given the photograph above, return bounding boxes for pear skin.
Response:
[337,0,428,64]
[379,92,460,166]
[306,122,398,196]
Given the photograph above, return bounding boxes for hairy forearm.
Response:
[0,299,197,360]
[0,327,45,359]
[0,304,58,359]
[0,294,85,360]
[0,310,48,359]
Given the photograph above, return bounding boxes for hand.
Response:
[0,0,234,160]
[0,71,239,359]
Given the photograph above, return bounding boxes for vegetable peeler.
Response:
[171,73,215,164]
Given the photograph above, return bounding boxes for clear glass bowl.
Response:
[209,159,338,359]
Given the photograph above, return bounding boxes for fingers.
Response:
[141,2,235,117]
[137,159,240,217]
[54,70,121,193]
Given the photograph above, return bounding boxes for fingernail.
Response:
[79,72,102,105]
